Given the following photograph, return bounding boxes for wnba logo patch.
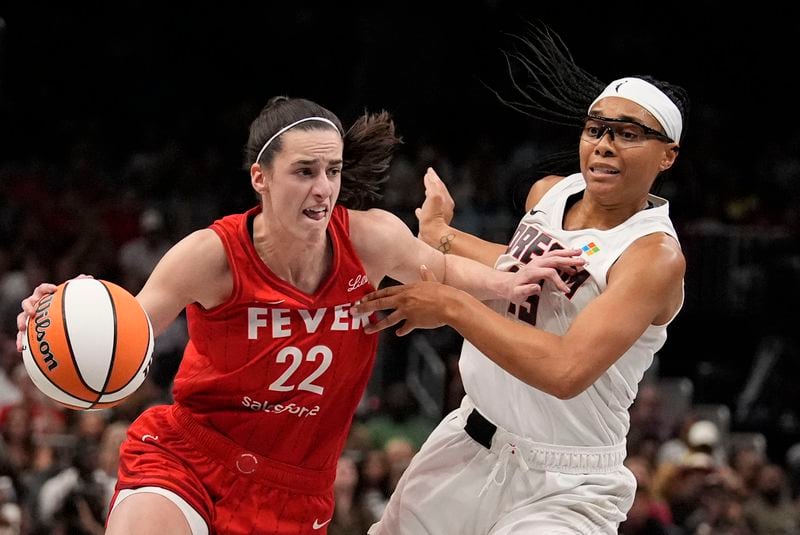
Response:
[580,242,601,256]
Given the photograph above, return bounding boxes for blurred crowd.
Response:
[1,114,799,533]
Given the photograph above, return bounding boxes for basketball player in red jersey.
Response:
[16,96,583,535]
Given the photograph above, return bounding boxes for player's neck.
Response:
[253,213,332,292]
[564,194,648,231]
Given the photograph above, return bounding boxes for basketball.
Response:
[21,278,154,410]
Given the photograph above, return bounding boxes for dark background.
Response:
[1,3,799,456]
[2,3,798,166]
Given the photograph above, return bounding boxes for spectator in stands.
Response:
[743,463,800,534]
[118,208,172,294]
[329,455,375,535]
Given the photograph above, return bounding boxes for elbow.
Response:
[503,342,595,399]
[543,363,590,400]
[543,379,578,400]
[549,345,601,399]
[551,383,584,400]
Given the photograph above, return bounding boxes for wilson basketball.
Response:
[21,278,154,410]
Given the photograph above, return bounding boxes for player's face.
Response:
[579,96,678,203]
[262,128,343,232]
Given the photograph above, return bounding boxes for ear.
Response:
[251,163,269,196]
[658,143,680,172]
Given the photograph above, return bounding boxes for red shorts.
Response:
[112,404,336,535]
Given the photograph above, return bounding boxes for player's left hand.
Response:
[416,168,456,247]
[353,265,457,336]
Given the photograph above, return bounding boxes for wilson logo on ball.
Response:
[22,278,154,410]
[33,293,59,371]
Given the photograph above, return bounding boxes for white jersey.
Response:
[460,173,681,447]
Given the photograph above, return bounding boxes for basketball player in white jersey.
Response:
[354,28,689,535]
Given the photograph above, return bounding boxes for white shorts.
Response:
[369,396,636,535]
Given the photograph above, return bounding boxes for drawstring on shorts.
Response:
[478,442,530,497]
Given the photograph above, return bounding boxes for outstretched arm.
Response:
[349,208,583,304]
[353,233,684,399]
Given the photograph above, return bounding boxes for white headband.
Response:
[589,77,682,142]
[254,116,340,164]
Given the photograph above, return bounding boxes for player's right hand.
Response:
[415,167,456,247]
[353,265,452,337]
[16,275,93,352]
[508,248,586,303]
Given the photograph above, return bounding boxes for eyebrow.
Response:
[589,112,666,131]
[292,158,343,166]
[587,113,668,135]
[589,113,644,124]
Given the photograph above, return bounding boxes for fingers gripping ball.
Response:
[21,279,154,410]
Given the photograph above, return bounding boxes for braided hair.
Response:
[489,23,690,178]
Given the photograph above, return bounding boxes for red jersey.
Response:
[172,205,378,472]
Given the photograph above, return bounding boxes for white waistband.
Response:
[460,396,626,475]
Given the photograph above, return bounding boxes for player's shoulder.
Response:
[619,232,685,281]
[348,207,408,237]
[347,207,414,267]
[178,228,225,253]
[525,175,566,211]
[166,229,228,273]
[348,207,403,224]
[140,227,231,311]
[633,232,684,262]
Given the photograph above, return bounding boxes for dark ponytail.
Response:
[340,110,402,209]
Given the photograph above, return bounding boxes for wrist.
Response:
[442,287,471,327]
[421,223,455,253]
[495,271,516,302]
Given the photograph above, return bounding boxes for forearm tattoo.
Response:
[438,233,455,254]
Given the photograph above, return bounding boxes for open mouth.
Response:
[589,166,620,176]
[303,207,328,221]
